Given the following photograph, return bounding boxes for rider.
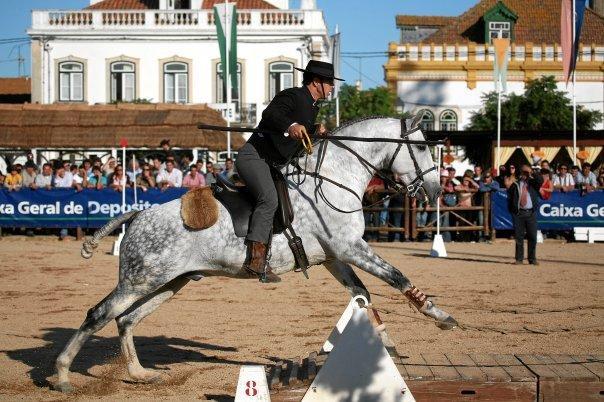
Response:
[235,60,344,282]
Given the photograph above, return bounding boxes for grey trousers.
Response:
[235,143,278,244]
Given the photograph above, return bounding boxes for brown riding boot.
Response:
[243,241,281,283]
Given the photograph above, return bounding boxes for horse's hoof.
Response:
[53,381,74,393]
[129,370,163,384]
[435,316,458,330]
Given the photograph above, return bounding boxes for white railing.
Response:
[395,43,604,63]
[31,9,324,32]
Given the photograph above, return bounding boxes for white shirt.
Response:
[553,174,574,187]
[54,174,72,188]
[156,168,183,187]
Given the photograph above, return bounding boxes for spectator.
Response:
[205,161,217,185]
[88,166,107,189]
[126,160,141,183]
[156,160,182,189]
[539,168,554,200]
[598,170,604,189]
[82,159,93,178]
[388,174,405,242]
[570,165,580,184]
[35,163,53,189]
[439,170,455,242]
[576,162,598,193]
[220,158,236,180]
[54,167,72,189]
[69,165,79,187]
[109,165,129,191]
[507,164,543,265]
[495,165,507,187]
[72,165,88,192]
[456,173,479,241]
[553,163,575,192]
[477,172,500,241]
[447,167,460,185]
[473,165,483,181]
[4,166,22,191]
[0,171,4,187]
[102,157,117,176]
[180,154,193,173]
[136,164,156,191]
[363,175,385,242]
[540,160,550,171]
[151,157,163,178]
[504,164,517,189]
[25,151,36,167]
[160,138,171,152]
[21,163,38,189]
[183,165,206,188]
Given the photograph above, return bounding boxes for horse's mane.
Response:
[330,115,395,136]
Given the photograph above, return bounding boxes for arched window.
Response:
[164,62,188,103]
[110,62,135,102]
[59,62,83,101]
[440,110,458,131]
[417,109,434,131]
[269,61,294,100]
[216,62,242,109]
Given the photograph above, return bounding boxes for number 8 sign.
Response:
[235,366,271,401]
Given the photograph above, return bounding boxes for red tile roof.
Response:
[0,78,31,95]
[87,0,277,10]
[420,0,604,44]
[396,15,455,27]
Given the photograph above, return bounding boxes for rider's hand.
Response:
[288,123,307,140]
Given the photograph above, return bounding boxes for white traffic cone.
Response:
[430,234,447,257]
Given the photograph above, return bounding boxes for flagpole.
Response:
[572,0,577,165]
[496,77,501,172]
[225,0,231,158]
[335,24,340,127]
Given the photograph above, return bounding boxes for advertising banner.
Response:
[492,190,604,230]
[0,188,187,228]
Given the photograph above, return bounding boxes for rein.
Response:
[287,119,437,214]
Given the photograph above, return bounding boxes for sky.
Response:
[0,0,478,88]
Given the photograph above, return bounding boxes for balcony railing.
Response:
[393,43,604,63]
[31,9,325,33]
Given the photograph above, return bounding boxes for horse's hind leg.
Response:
[116,276,190,383]
[55,286,140,393]
[324,260,371,302]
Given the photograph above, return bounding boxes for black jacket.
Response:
[248,86,319,166]
[507,174,543,214]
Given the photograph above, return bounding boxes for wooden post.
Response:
[403,195,410,241]
[410,198,417,240]
[483,192,490,236]
[76,227,84,241]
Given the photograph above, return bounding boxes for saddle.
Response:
[211,168,310,277]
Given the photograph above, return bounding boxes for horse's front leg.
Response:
[324,260,371,302]
[335,239,458,330]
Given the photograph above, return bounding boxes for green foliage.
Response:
[318,85,406,129]
[110,98,153,105]
[467,76,603,131]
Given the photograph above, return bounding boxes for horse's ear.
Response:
[410,113,423,129]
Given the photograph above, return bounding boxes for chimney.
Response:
[300,0,316,9]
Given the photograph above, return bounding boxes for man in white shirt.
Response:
[156,160,182,189]
[576,162,598,191]
[54,167,73,188]
[553,164,575,192]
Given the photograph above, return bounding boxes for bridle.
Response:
[386,119,438,197]
[288,118,439,214]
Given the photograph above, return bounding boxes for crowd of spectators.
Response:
[363,161,604,243]
[0,151,235,193]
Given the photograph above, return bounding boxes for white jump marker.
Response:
[235,365,271,402]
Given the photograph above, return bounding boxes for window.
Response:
[59,62,83,101]
[440,110,457,131]
[216,62,241,110]
[164,62,188,103]
[167,0,190,9]
[111,62,135,102]
[418,110,435,131]
[269,62,293,100]
[489,21,510,42]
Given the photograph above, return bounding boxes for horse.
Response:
[53,115,457,393]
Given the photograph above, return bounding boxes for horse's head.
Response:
[387,114,441,203]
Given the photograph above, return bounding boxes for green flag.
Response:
[214,3,238,94]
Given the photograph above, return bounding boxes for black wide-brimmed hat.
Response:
[295,60,344,81]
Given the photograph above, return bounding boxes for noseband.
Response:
[386,119,437,197]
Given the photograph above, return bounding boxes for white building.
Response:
[27,0,330,127]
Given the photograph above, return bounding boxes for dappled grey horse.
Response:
[54,116,457,392]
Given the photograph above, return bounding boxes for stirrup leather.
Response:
[404,286,428,311]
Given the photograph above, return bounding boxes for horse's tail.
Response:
[81,210,140,259]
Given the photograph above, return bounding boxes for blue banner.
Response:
[0,188,187,228]
[492,190,604,230]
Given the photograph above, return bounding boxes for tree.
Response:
[467,75,602,131]
[318,84,405,129]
